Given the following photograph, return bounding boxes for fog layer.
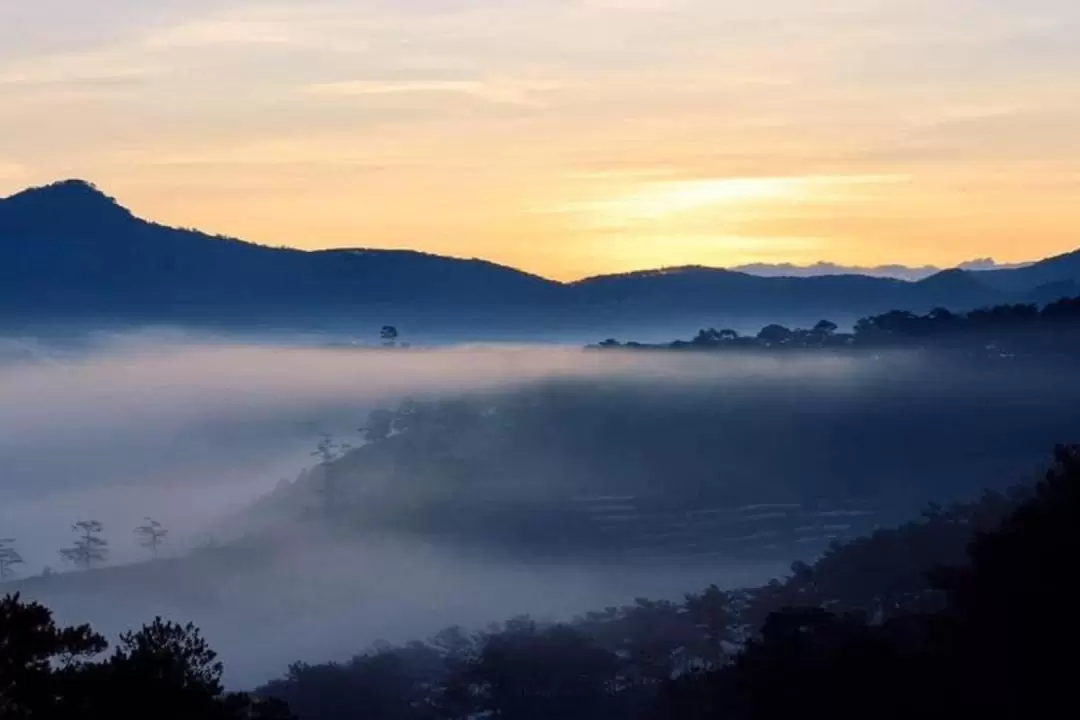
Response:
[2,334,1077,685]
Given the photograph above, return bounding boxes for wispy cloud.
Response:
[305,78,568,107]
[579,0,683,10]
[0,49,162,88]
[143,18,303,49]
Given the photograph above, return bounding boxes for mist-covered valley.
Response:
[2,332,1078,688]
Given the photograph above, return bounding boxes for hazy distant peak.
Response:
[956,257,1032,272]
[730,261,933,281]
[731,259,1032,281]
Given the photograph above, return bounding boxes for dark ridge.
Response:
[1,178,1079,333]
[0,179,133,226]
[572,265,751,284]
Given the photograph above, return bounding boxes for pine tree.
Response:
[59,521,108,570]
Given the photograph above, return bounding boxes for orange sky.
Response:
[2,0,1079,280]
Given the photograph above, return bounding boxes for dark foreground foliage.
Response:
[0,597,293,719]
[5,446,1075,719]
[255,446,1078,719]
[648,443,1080,719]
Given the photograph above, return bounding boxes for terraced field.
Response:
[576,496,880,561]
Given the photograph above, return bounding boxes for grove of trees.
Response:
[593,294,1080,355]
[0,518,176,583]
[4,442,1076,718]
[253,446,1077,719]
[0,595,292,719]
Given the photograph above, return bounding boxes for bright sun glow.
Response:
[568,174,907,229]
[605,177,815,221]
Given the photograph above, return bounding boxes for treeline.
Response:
[7,447,1075,718]
[254,449,1065,719]
[651,443,1080,719]
[0,518,168,581]
[0,599,292,719]
[592,294,1080,352]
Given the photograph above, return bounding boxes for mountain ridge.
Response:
[2,179,1079,336]
[0,180,1043,284]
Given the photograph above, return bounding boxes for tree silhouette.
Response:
[1,594,296,719]
[0,540,24,582]
[109,618,224,696]
[464,621,619,720]
[641,444,1080,720]
[926,443,1080,718]
[756,324,793,345]
[683,585,737,669]
[812,319,839,343]
[0,593,107,717]
[92,617,296,719]
[380,325,400,347]
[692,329,722,346]
[134,518,168,560]
[597,292,1080,355]
[59,521,107,570]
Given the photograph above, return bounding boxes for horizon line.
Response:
[0,177,1046,284]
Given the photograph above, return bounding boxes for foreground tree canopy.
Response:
[0,597,292,719]
[254,445,1079,719]
[5,441,1076,718]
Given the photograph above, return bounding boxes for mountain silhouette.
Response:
[976,248,1080,294]
[1,180,1077,335]
[567,265,1003,323]
[0,180,560,328]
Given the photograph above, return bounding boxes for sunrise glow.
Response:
[2,1,1078,279]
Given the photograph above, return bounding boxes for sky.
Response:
[1,0,1078,280]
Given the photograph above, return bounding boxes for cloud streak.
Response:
[306,78,568,107]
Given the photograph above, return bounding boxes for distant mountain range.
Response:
[731,259,1031,281]
[2,180,1079,338]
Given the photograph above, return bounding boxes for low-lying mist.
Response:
[0,334,652,562]
[2,331,1078,685]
